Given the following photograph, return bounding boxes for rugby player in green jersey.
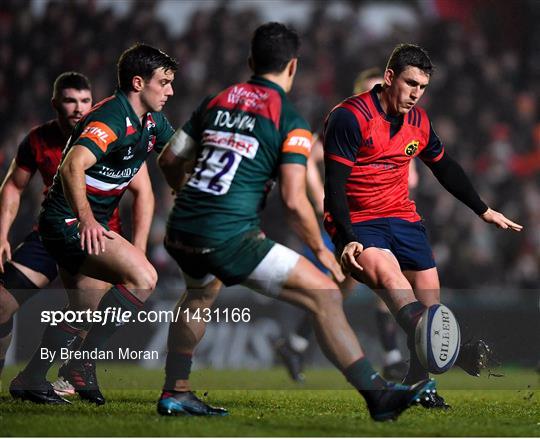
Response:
[0,72,154,401]
[156,22,435,422]
[10,44,177,405]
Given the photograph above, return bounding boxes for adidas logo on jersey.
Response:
[362,137,374,147]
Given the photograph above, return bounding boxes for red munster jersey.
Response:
[323,85,444,226]
[14,119,122,233]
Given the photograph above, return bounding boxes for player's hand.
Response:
[315,247,345,283]
[480,208,523,232]
[0,238,11,273]
[340,242,364,274]
[78,217,115,255]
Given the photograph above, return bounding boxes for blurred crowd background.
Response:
[1,0,540,295]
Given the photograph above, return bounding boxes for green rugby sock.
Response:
[163,352,193,391]
[22,322,80,381]
[344,357,386,391]
[78,285,143,355]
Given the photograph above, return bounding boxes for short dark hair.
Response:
[117,43,178,92]
[386,44,433,77]
[250,22,300,75]
[53,72,91,99]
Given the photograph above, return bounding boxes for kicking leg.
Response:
[246,245,434,421]
[352,248,433,387]
[374,297,407,381]
[405,268,491,378]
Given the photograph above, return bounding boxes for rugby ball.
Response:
[415,304,461,374]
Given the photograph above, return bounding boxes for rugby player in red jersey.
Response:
[323,44,522,408]
[0,72,154,402]
[276,68,410,383]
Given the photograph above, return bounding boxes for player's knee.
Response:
[0,263,40,307]
[136,264,158,291]
[378,270,407,290]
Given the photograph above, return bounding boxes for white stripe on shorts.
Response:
[241,243,300,298]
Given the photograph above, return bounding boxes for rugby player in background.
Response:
[0,72,154,399]
[8,45,176,405]
[157,22,435,422]
[323,43,522,408]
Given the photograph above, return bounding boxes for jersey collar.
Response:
[370,84,403,125]
[248,76,286,98]
[115,88,144,129]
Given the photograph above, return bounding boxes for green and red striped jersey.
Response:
[168,76,313,246]
[41,89,174,225]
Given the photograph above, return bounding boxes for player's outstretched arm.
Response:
[126,162,154,252]
[480,207,523,231]
[59,145,114,255]
[280,163,345,282]
[426,153,524,231]
[425,153,523,231]
[0,160,33,272]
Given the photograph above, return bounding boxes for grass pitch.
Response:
[1,365,538,436]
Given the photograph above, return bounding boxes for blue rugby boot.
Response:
[417,390,450,409]
[365,379,436,422]
[157,390,229,416]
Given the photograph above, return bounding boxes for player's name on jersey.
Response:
[39,347,159,362]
